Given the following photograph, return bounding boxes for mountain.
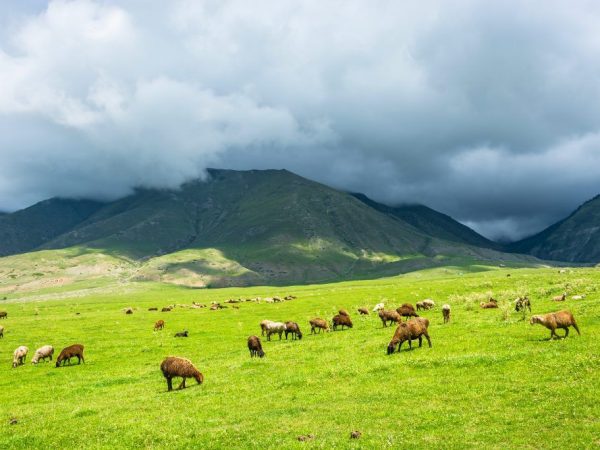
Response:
[351,193,501,250]
[0,169,537,287]
[508,195,600,263]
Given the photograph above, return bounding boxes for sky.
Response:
[1,0,600,241]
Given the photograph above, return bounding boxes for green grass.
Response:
[0,267,598,449]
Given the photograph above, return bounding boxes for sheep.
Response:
[515,297,531,313]
[358,307,369,315]
[442,304,451,323]
[247,336,265,358]
[332,314,353,331]
[148,307,158,311]
[161,307,172,312]
[124,307,133,315]
[372,303,385,312]
[480,301,499,309]
[264,322,287,341]
[338,309,350,317]
[378,309,400,327]
[387,318,431,354]
[56,344,85,367]
[160,356,204,391]
[530,310,580,339]
[154,320,165,331]
[571,295,585,300]
[309,318,330,334]
[417,299,435,310]
[416,301,427,311]
[396,304,419,320]
[553,293,567,302]
[0,311,7,319]
[284,321,303,340]
[174,330,188,338]
[260,320,275,336]
[12,346,28,368]
[0,325,3,338]
[31,345,54,364]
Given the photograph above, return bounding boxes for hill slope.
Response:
[508,195,600,262]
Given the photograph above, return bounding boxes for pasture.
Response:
[0,266,599,449]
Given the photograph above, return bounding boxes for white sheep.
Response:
[571,295,585,300]
[423,299,435,308]
[264,321,287,341]
[12,346,28,368]
[31,345,54,364]
[373,302,385,312]
[442,304,451,323]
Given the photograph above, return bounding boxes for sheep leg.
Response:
[408,339,412,350]
[563,327,569,338]
[398,341,404,353]
[166,377,173,391]
[424,332,432,348]
[178,378,186,390]
[418,336,423,348]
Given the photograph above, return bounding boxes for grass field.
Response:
[0,265,598,449]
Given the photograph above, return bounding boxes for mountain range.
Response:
[0,168,594,288]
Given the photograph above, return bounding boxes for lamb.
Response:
[56,344,85,367]
[530,310,580,339]
[174,330,189,338]
[571,295,585,300]
[284,321,303,340]
[264,322,287,341]
[0,311,7,319]
[442,304,451,323]
[357,307,369,315]
[372,303,385,312]
[332,314,353,331]
[154,320,165,331]
[160,356,204,391]
[396,304,419,320]
[378,309,400,327]
[515,297,531,312]
[12,346,28,368]
[0,325,3,338]
[480,301,499,309]
[31,345,54,364]
[553,293,567,302]
[309,318,330,334]
[338,309,350,317]
[387,318,431,354]
[247,335,265,358]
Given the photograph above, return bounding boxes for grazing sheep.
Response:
[161,307,172,312]
[124,307,133,315]
[530,310,580,339]
[0,325,4,338]
[396,304,419,320]
[160,356,204,391]
[480,301,499,309]
[358,307,369,315]
[338,309,350,317]
[174,330,188,338]
[154,320,165,331]
[247,335,265,358]
[265,322,287,341]
[284,321,303,340]
[332,314,353,331]
[148,307,158,311]
[12,346,28,368]
[56,344,85,367]
[515,297,531,313]
[309,318,330,334]
[372,303,385,312]
[553,293,567,302]
[571,295,585,300]
[442,304,451,323]
[378,310,400,327]
[387,318,431,354]
[0,311,7,319]
[417,299,435,310]
[31,345,54,364]
[260,320,275,336]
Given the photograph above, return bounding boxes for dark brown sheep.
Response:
[148,307,158,311]
[358,307,369,315]
[480,301,498,309]
[160,356,204,391]
[125,308,133,315]
[530,310,580,339]
[442,304,451,323]
[284,321,303,340]
[378,309,400,327]
[154,320,165,331]
[0,311,7,319]
[247,335,265,358]
[161,307,172,312]
[515,297,531,312]
[338,309,350,317]
[396,304,419,320]
[387,317,431,354]
[309,318,330,334]
[55,344,85,367]
[332,314,353,331]
[174,330,188,338]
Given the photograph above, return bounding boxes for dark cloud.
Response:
[1,1,600,240]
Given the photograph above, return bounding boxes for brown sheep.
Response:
[442,304,451,323]
[174,330,188,338]
[160,356,204,391]
[332,314,353,331]
[161,307,172,312]
[154,320,165,331]
[124,307,133,315]
[309,318,330,334]
[338,309,350,317]
[55,344,85,367]
[284,321,303,340]
[247,335,265,358]
[148,307,158,311]
[553,293,567,302]
[530,310,580,339]
[0,311,7,319]
[358,307,369,315]
[378,309,400,327]
[480,301,499,309]
[0,325,4,338]
[396,304,419,320]
[387,317,431,354]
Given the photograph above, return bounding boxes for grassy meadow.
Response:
[0,265,599,449]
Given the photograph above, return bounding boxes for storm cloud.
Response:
[1,0,600,240]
